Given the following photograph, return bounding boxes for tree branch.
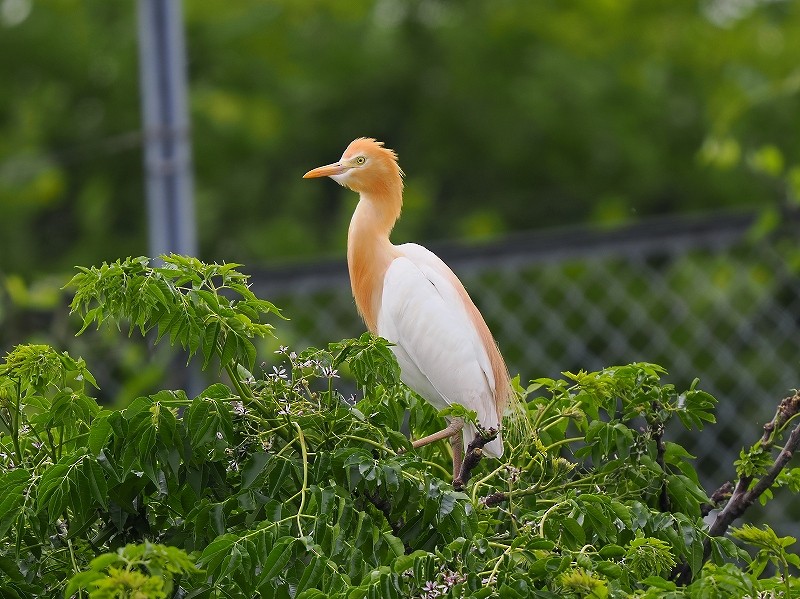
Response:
[453,427,498,491]
[707,392,800,538]
[700,481,734,518]
[673,391,800,584]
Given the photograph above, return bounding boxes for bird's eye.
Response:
[355,156,366,165]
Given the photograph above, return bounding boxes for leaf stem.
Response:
[225,362,253,402]
[10,378,24,463]
[293,421,309,538]
[470,463,506,504]
[541,436,584,452]
[340,434,398,455]
[532,396,561,429]
[538,500,566,538]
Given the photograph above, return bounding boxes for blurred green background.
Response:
[1,0,799,400]
[1,0,798,279]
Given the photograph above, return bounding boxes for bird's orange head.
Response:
[303,138,404,197]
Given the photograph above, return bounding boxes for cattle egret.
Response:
[304,138,513,480]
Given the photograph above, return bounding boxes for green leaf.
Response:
[595,561,622,579]
[83,459,108,509]
[88,552,123,571]
[241,453,272,490]
[220,333,238,367]
[390,550,430,574]
[64,570,105,598]
[296,554,327,594]
[202,320,221,370]
[640,576,676,590]
[438,404,478,424]
[198,534,239,575]
[0,470,31,538]
[37,452,85,516]
[598,544,625,559]
[88,413,113,456]
[240,337,257,372]
[382,532,405,558]
[261,537,296,583]
[561,517,586,548]
[297,590,328,599]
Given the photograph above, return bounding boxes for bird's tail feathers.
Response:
[498,375,535,455]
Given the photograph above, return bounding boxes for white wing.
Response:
[377,243,503,457]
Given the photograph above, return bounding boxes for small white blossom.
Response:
[216,431,224,440]
[321,366,339,379]
[421,581,441,598]
[505,465,521,483]
[441,569,465,587]
[230,400,246,416]
[274,345,289,355]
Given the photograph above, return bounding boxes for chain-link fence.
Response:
[252,212,800,531]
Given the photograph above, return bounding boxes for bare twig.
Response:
[700,481,734,517]
[483,492,507,507]
[453,428,498,491]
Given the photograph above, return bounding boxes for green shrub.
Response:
[0,256,798,598]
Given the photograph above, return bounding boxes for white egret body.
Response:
[304,138,512,472]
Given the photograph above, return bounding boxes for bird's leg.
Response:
[450,432,464,481]
[410,418,464,484]
[410,417,463,449]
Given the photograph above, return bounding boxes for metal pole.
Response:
[137,0,201,396]
[137,0,197,258]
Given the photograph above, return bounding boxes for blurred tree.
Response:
[0,0,798,278]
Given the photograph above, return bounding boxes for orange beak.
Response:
[303,162,348,179]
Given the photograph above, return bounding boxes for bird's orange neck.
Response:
[347,189,402,332]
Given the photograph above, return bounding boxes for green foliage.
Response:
[0,257,798,598]
[731,524,800,582]
[65,542,200,599]
[66,255,282,373]
[625,535,677,580]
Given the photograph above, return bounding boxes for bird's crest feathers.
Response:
[343,138,405,179]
